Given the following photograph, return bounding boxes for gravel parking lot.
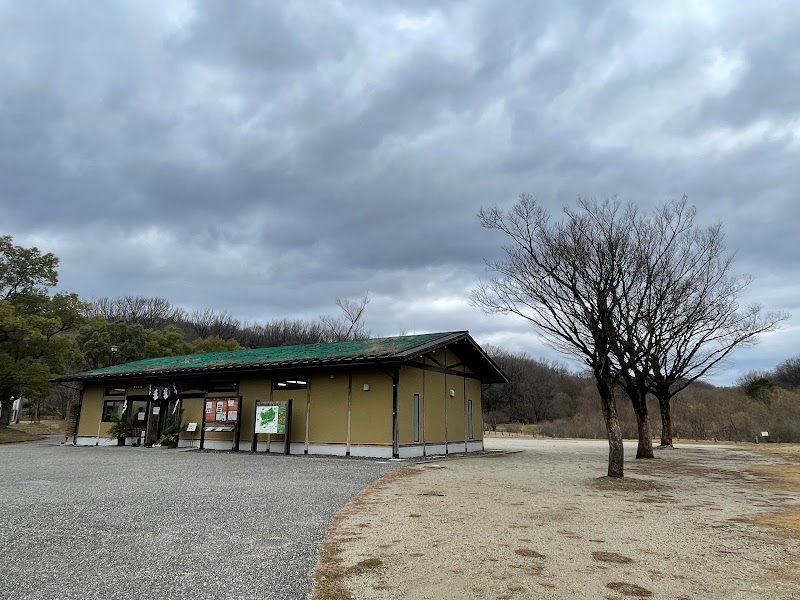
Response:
[0,440,395,600]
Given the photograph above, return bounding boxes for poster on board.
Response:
[204,397,240,424]
[254,404,287,434]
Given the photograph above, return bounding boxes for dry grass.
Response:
[312,466,420,600]
[0,420,66,444]
[0,427,38,444]
[514,548,545,559]
[744,461,800,541]
[606,581,653,597]
[348,558,383,575]
[592,551,633,564]
[744,443,800,464]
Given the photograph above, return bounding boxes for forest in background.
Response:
[29,293,800,444]
[482,348,800,443]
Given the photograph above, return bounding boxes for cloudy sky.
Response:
[1,1,798,384]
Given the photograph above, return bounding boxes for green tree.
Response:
[0,235,85,426]
[185,336,241,354]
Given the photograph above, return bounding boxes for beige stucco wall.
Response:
[396,349,484,445]
[306,372,349,443]
[397,366,423,444]
[76,349,485,448]
[349,370,393,444]
[466,377,482,441]
[77,384,108,437]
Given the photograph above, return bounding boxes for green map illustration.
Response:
[259,407,275,427]
[255,405,284,434]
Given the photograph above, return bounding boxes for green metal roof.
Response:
[56,331,509,382]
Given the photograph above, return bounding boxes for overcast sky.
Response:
[1,1,798,384]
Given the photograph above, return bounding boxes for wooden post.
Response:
[304,379,311,455]
[346,372,352,456]
[421,365,426,456]
[250,399,259,454]
[199,397,207,451]
[392,367,400,458]
[284,399,292,455]
[232,396,242,452]
[444,348,448,454]
[267,380,274,452]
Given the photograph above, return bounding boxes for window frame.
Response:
[102,400,126,422]
[206,381,238,393]
[273,378,308,391]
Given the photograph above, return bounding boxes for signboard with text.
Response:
[204,397,240,424]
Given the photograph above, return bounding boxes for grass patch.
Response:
[744,462,800,541]
[515,548,545,559]
[347,558,383,575]
[747,443,800,464]
[0,420,67,444]
[606,581,653,597]
[592,551,633,564]
[0,427,39,444]
[312,466,419,600]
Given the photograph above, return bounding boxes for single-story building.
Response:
[56,331,507,458]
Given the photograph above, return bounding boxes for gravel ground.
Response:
[0,440,395,600]
[330,438,800,599]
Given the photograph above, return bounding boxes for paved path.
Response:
[1,441,395,600]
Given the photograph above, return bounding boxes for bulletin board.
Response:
[199,396,242,452]
[204,397,240,425]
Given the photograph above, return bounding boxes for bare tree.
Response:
[773,355,800,388]
[89,296,184,329]
[321,293,371,341]
[473,196,645,477]
[634,201,787,447]
[236,318,329,348]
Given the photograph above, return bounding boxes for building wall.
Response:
[396,348,484,447]
[306,372,349,444]
[75,348,485,454]
[349,370,393,444]
[76,384,108,438]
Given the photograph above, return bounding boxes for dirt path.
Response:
[314,438,800,600]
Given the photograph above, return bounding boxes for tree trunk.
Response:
[595,372,624,477]
[623,380,654,459]
[657,393,674,447]
[634,408,654,458]
[0,401,11,428]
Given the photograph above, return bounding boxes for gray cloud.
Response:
[1,0,798,384]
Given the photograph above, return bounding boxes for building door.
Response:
[413,394,420,443]
[467,399,474,440]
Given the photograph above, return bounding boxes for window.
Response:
[104,387,126,397]
[273,378,308,390]
[206,381,238,393]
[102,400,126,422]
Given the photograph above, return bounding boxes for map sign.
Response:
[255,404,287,434]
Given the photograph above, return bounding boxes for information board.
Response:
[204,397,240,424]
[254,404,287,434]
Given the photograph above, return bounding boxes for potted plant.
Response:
[107,415,132,446]
[156,409,185,449]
